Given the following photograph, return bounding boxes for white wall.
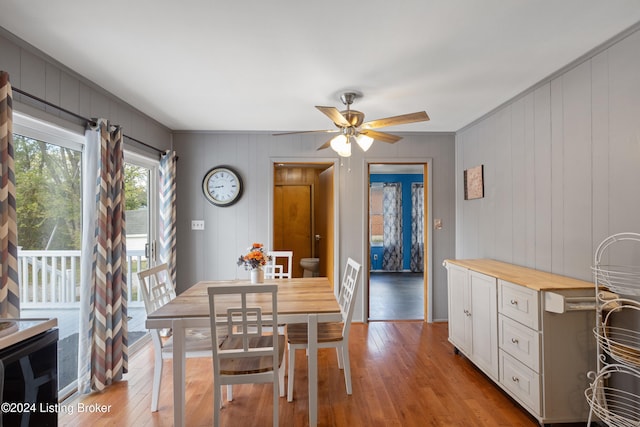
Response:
[173,131,456,322]
[455,25,640,281]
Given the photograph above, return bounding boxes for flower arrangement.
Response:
[237,243,271,270]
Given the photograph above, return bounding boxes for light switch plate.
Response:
[191,220,205,230]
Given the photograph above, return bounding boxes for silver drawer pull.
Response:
[510,299,518,305]
[511,338,519,344]
[511,376,519,383]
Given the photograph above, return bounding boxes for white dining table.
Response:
[145,277,342,427]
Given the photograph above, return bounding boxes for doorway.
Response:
[367,163,428,321]
[273,163,335,283]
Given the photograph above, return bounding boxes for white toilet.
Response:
[300,258,320,277]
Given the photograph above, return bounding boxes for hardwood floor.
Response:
[58,322,578,426]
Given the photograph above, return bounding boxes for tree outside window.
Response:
[14,134,82,251]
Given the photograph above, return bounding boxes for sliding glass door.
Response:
[123,151,159,347]
[13,113,85,397]
[14,112,160,398]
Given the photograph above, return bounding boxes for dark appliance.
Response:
[0,328,58,427]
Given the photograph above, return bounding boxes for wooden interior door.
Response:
[273,185,312,278]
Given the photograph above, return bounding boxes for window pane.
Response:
[14,132,82,395]
[14,134,82,251]
[124,162,151,345]
[370,184,384,246]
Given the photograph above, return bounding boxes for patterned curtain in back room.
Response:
[382,182,402,271]
[410,183,424,272]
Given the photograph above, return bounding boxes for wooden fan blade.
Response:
[316,106,351,127]
[362,111,430,129]
[273,129,338,136]
[360,129,402,144]
[316,138,333,151]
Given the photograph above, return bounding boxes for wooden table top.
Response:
[146,277,341,321]
[443,258,593,291]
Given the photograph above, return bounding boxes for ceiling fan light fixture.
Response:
[330,134,351,157]
[274,91,429,155]
[355,134,374,152]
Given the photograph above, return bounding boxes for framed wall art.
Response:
[464,165,484,200]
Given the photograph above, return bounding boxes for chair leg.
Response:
[287,344,295,402]
[342,343,353,395]
[226,385,233,402]
[273,378,279,427]
[279,351,286,397]
[151,354,163,412]
[214,381,222,427]
[336,345,344,369]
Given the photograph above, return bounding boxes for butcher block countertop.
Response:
[443,258,594,291]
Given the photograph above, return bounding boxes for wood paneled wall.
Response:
[274,166,330,278]
[0,28,171,153]
[456,26,640,281]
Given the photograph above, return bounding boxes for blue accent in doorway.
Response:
[370,173,423,270]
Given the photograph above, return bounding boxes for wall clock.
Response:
[202,166,243,207]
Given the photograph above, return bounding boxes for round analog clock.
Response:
[202,166,243,207]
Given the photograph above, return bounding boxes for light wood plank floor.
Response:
[59,322,582,426]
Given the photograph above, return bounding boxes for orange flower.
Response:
[238,243,271,270]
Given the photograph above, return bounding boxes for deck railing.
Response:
[18,248,148,308]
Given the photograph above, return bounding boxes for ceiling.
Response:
[1,1,640,133]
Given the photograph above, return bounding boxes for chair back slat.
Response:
[338,258,361,337]
[208,284,280,362]
[263,264,283,279]
[138,263,175,314]
[266,250,293,279]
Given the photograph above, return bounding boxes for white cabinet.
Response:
[445,259,596,426]
[498,280,543,415]
[446,264,498,380]
[447,263,470,353]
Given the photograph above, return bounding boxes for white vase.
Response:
[250,268,264,284]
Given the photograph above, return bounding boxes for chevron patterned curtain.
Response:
[79,119,128,393]
[0,71,19,318]
[159,150,177,284]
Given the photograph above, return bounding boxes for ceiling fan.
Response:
[274,92,430,157]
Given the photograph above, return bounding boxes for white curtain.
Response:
[78,122,100,393]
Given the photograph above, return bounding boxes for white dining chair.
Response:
[206,283,285,427]
[137,264,232,412]
[286,257,361,401]
[266,250,293,279]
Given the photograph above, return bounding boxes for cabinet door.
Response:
[447,265,471,353]
[470,271,499,379]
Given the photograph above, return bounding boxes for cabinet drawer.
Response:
[500,351,541,414]
[499,314,541,372]
[499,280,539,330]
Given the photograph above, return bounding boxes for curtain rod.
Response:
[12,86,165,155]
